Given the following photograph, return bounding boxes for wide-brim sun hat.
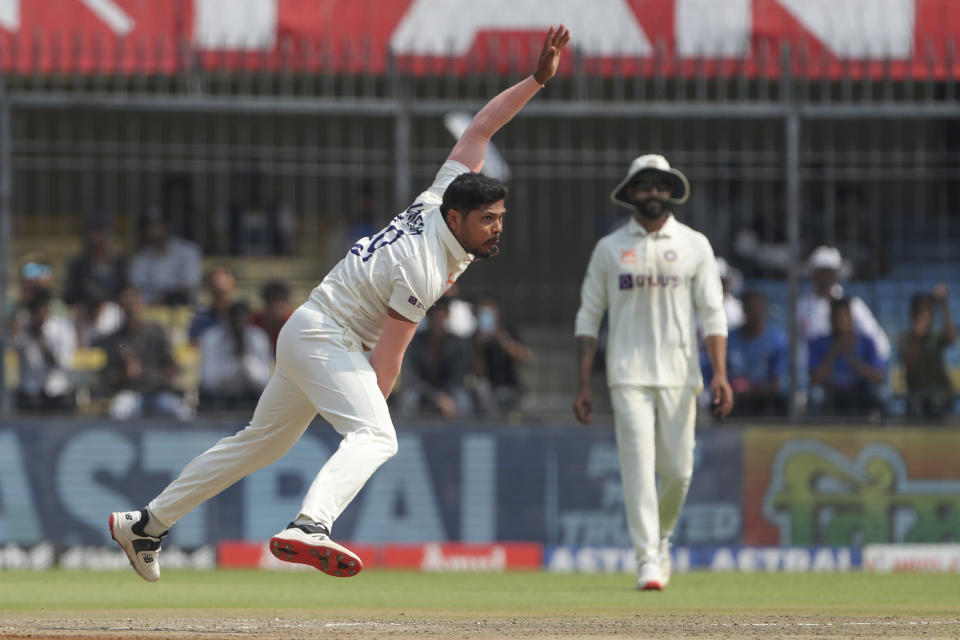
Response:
[610,154,690,210]
[805,245,852,280]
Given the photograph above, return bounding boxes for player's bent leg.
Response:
[147,371,317,528]
[270,522,362,577]
[108,509,167,582]
[293,334,399,527]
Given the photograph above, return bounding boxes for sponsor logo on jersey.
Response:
[407,296,427,311]
[619,273,681,290]
[620,249,638,265]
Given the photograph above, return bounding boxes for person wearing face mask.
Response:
[572,154,733,591]
[471,294,533,417]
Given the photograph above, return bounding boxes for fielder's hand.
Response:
[533,25,571,85]
[711,375,734,418]
[573,386,593,424]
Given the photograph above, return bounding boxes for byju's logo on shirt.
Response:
[619,273,680,290]
[407,296,427,311]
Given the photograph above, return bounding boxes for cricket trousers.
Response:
[148,302,398,534]
[609,385,697,563]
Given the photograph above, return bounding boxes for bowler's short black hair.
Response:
[440,173,507,220]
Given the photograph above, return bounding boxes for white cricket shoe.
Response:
[637,559,665,591]
[270,522,363,577]
[109,509,166,582]
[660,537,672,586]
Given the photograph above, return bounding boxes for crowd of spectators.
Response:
[703,245,957,422]
[5,199,957,422]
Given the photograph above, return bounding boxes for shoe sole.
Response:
[108,512,158,582]
[269,536,362,577]
[638,579,664,591]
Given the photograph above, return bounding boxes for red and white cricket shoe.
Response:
[269,522,362,577]
[637,559,665,591]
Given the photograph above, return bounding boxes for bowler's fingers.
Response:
[542,25,569,56]
[541,26,555,55]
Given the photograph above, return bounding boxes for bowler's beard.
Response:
[471,237,500,261]
[634,197,670,220]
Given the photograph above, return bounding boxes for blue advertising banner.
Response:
[0,418,743,549]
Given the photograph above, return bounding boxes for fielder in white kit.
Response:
[572,154,733,591]
[109,25,571,582]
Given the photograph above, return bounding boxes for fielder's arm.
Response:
[704,334,734,417]
[573,336,598,423]
[369,308,419,398]
[447,25,570,171]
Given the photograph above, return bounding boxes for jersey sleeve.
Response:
[692,237,728,338]
[419,159,471,202]
[388,255,434,323]
[574,242,609,338]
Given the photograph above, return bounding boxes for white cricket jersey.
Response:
[309,160,474,348]
[575,215,727,388]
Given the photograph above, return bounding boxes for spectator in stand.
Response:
[899,284,957,419]
[796,246,890,361]
[100,285,192,421]
[808,297,885,417]
[251,279,294,356]
[11,257,59,319]
[716,257,744,330]
[724,291,788,417]
[12,287,76,412]
[63,213,126,347]
[471,293,533,417]
[188,265,238,343]
[397,297,473,419]
[128,205,203,306]
[198,301,273,411]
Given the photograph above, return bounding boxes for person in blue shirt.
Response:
[808,297,885,417]
[724,291,788,417]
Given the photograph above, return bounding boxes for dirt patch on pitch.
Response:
[2,613,959,639]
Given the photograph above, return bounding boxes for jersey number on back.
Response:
[350,203,425,262]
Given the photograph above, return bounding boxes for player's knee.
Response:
[658,461,693,486]
[381,430,399,459]
[371,424,398,460]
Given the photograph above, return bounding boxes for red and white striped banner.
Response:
[0,0,958,77]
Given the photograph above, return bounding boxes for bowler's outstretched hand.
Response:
[534,25,571,85]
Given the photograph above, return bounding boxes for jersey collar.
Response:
[436,210,475,263]
[627,214,676,238]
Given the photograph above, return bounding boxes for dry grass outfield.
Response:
[1,570,958,639]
